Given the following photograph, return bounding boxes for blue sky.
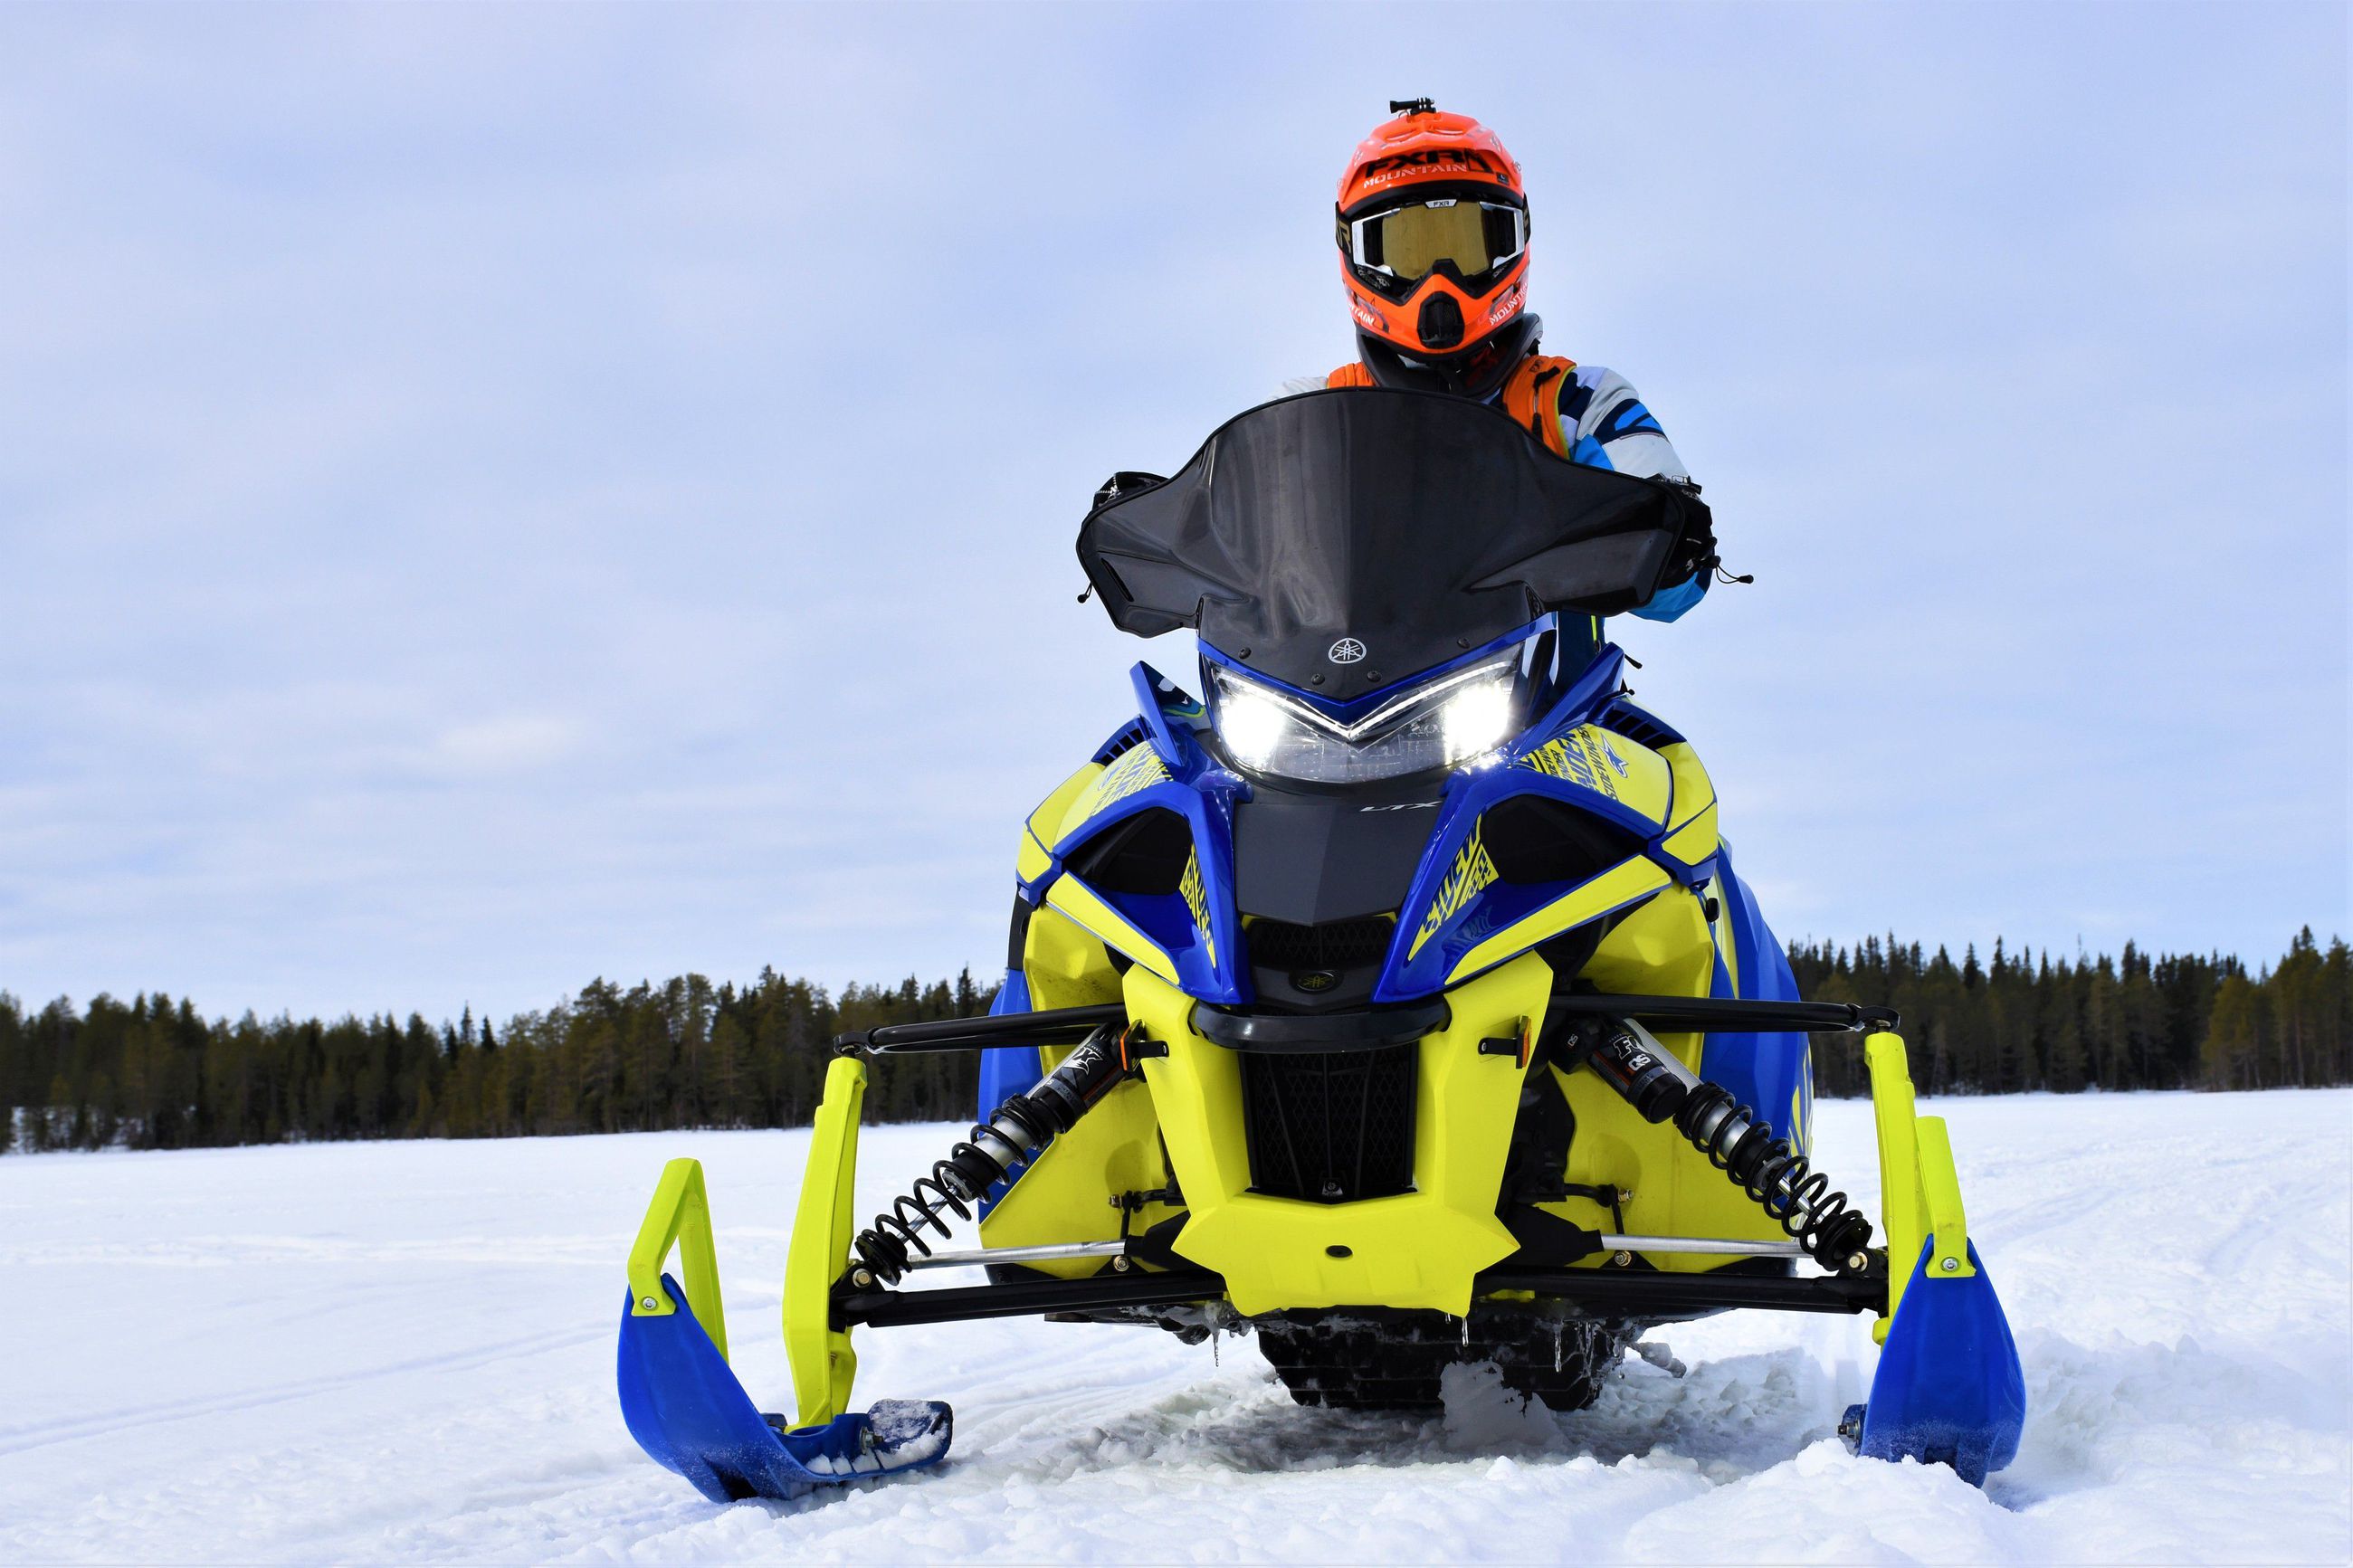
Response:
[1,3,2344,1022]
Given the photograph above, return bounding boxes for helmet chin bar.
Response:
[1357,313,1542,402]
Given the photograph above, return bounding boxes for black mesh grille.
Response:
[1241,1043,1418,1202]
[1596,699,1680,753]
[1091,717,1151,764]
[1245,916,1395,972]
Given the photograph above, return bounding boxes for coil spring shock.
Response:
[850,1022,1130,1287]
[1585,1022,1874,1277]
[1673,1080,1875,1275]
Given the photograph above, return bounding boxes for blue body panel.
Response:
[1025,666,1251,1006]
[1701,844,1815,1153]
[1029,646,1798,1019]
[1371,647,1709,1002]
[616,1275,950,1503]
[975,971,1040,1215]
[1858,1241,2027,1486]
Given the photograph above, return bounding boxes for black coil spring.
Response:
[850,1099,1056,1286]
[1675,1082,1875,1274]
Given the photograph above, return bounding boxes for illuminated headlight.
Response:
[1205,657,1520,784]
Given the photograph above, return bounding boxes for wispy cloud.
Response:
[0,3,2342,1020]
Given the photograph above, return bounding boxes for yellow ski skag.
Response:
[615,389,2024,1502]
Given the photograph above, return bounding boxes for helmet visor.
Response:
[1343,198,1526,298]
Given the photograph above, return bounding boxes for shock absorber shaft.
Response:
[851,1023,1131,1286]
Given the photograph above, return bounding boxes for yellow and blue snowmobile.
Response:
[615,388,2026,1500]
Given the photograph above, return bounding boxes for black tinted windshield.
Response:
[1076,388,1710,691]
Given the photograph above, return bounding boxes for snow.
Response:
[2,1090,2347,1564]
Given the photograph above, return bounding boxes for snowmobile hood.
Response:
[1075,387,1710,693]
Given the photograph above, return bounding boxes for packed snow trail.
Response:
[1,1091,2346,1564]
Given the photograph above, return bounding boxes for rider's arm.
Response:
[1560,367,1706,622]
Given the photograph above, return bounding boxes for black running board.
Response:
[833,1262,1883,1330]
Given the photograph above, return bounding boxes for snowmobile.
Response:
[614,387,2026,1501]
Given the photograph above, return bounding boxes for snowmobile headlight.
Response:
[1205,657,1521,784]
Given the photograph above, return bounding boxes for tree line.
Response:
[1793,927,2350,1098]
[0,969,993,1154]
[3,927,2346,1154]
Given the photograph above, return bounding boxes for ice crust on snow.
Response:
[0,1091,2347,1563]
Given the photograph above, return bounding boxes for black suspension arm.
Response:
[834,1003,1129,1057]
[829,1260,1881,1330]
[836,993,1891,1060]
[1547,993,1898,1035]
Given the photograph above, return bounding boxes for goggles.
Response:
[1339,195,1527,300]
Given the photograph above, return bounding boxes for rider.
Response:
[1298,100,1710,624]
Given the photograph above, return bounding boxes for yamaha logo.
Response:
[1328,637,1367,665]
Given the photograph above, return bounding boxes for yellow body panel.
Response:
[1658,740,1717,832]
[1025,760,1104,855]
[1538,886,1792,1269]
[1863,1031,1977,1340]
[1016,829,1053,884]
[1045,875,1178,983]
[1129,956,1550,1316]
[1661,801,1720,866]
[1866,1031,1921,1341]
[979,903,1169,1278]
[1020,902,1124,1010]
[1449,854,1672,983]
[976,1074,1181,1278]
[1915,1117,1977,1279]
[783,1056,866,1429]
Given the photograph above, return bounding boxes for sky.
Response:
[0,3,2344,1024]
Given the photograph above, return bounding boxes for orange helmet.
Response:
[1337,100,1538,399]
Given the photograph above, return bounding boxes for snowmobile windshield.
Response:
[1075,386,1712,694]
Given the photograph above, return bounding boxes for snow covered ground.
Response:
[1,1090,2347,1564]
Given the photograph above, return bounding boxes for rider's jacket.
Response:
[1288,356,1706,622]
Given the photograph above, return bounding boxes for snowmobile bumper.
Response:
[615,1137,951,1504]
[1845,1031,2027,1485]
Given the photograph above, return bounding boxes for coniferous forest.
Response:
[3,929,2346,1154]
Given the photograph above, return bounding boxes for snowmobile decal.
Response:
[1447,854,1673,984]
[1076,744,1170,820]
[1519,725,1672,824]
[1178,849,1216,968]
[1406,822,1500,959]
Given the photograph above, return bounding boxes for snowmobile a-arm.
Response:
[833,1001,1129,1056]
[828,1258,1884,1329]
